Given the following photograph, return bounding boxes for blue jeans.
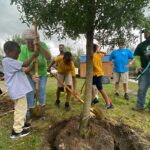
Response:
[26,75,47,121]
[136,68,150,110]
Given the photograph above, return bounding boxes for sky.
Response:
[0,0,149,56]
[0,0,86,56]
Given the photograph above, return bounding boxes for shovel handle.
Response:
[34,16,39,101]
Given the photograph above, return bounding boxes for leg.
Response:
[99,89,111,104]
[92,77,99,105]
[39,76,47,106]
[66,85,72,102]
[115,82,119,95]
[92,85,99,99]
[55,73,65,106]
[38,76,48,118]
[95,76,112,105]
[136,73,149,109]
[64,74,72,111]
[13,96,27,133]
[26,76,35,123]
[123,83,128,94]
[121,72,129,99]
[56,88,61,101]
[113,72,120,95]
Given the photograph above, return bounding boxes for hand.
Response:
[126,62,132,68]
[47,67,51,73]
[22,67,31,73]
[32,75,39,83]
[33,50,39,58]
[135,67,142,74]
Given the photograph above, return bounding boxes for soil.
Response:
[0,98,14,114]
[48,117,150,150]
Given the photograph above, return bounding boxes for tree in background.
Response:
[7,35,25,45]
[11,0,150,135]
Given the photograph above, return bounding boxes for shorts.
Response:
[113,72,128,83]
[57,73,72,87]
[92,76,103,90]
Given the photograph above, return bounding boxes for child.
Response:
[92,44,113,109]
[2,41,37,139]
[48,51,77,111]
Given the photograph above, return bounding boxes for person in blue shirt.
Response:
[109,40,135,100]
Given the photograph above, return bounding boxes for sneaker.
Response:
[65,102,71,112]
[10,129,30,139]
[55,100,60,107]
[124,93,129,100]
[91,98,99,105]
[105,103,113,109]
[115,92,119,97]
[132,106,144,111]
[23,122,31,130]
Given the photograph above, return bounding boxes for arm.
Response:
[22,52,38,67]
[126,58,135,68]
[47,60,56,72]
[39,42,51,60]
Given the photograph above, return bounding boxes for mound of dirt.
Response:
[0,98,14,114]
[48,117,150,150]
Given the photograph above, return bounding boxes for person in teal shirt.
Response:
[19,29,51,122]
[133,28,150,111]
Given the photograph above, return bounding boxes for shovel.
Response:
[30,16,42,118]
[50,72,103,120]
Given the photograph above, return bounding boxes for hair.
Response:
[93,44,98,52]
[64,51,72,62]
[59,44,64,47]
[4,41,20,54]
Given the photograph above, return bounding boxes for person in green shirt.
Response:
[19,29,51,121]
[133,28,150,112]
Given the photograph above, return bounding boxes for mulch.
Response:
[0,98,14,114]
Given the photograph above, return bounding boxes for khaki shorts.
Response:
[113,72,128,83]
[57,73,72,87]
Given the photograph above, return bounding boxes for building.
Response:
[80,55,113,78]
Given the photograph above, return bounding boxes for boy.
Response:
[48,51,77,111]
[92,44,113,109]
[2,41,37,139]
[109,40,134,100]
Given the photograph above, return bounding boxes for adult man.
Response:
[109,39,135,100]
[58,44,65,56]
[133,28,150,111]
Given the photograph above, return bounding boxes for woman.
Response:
[19,29,51,122]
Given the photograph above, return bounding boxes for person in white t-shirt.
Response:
[2,41,37,139]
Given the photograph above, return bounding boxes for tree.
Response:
[11,0,150,135]
[7,34,26,45]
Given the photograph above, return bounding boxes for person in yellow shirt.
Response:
[92,44,113,109]
[48,51,77,111]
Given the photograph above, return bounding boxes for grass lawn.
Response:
[0,77,150,150]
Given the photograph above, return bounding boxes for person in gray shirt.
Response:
[2,41,37,139]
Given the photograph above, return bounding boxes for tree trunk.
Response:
[79,30,94,136]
